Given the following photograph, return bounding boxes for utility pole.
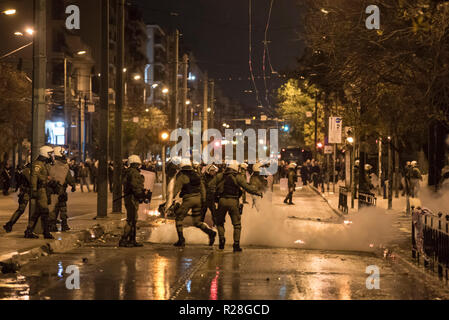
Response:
[169,30,179,130]
[31,0,46,161]
[388,136,393,209]
[30,0,46,224]
[78,97,82,162]
[378,138,382,196]
[113,0,125,214]
[182,53,188,128]
[97,0,109,218]
[209,80,215,129]
[314,91,318,159]
[202,72,208,150]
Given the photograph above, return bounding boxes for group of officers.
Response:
[2,146,285,252]
[120,156,267,252]
[2,145,76,239]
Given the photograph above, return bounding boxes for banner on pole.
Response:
[329,117,342,144]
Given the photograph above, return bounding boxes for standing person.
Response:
[403,161,412,196]
[24,146,55,239]
[300,162,309,186]
[168,158,216,248]
[78,162,90,192]
[119,155,148,247]
[91,160,98,192]
[108,161,114,193]
[249,162,267,212]
[410,161,422,198]
[239,162,249,204]
[215,161,262,252]
[284,163,297,205]
[201,164,218,223]
[311,160,320,188]
[48,147,76,232]
[3,163,31,232]
[1,162,11,195]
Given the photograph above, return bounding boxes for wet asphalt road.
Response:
[0,187,448,300]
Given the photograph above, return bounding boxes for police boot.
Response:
[218,238,226,250]
[42,216,55,240]
[233,242,242,252]
[119,236,129,247]
[48,220,58,232]
[208,230,217,246]
[61,219,71,232]
[173,232,185,247]
[3,222,13,233]
[128,225,143,247]
[24,226,39,239]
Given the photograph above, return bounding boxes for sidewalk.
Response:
[0,186,165,270]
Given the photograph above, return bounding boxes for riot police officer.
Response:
[215,161,262,252]
[119,155,149,247]
[24,145,55,239]
[170,158,216,247]
[249,162,267,211]
[201,164,218,223]
[48,147,76,232]
[283,162,297,205]
[3,163,31,232]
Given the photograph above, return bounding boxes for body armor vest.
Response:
[181,170,201,195]
[223,172,242,197]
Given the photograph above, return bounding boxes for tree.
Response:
[277,79,325,150]
[0,63,32,155]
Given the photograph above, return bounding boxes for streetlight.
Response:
[2,9,16,15]
[25,28,34,35]
[133,74,141,81]
[77,50,87,55]
[160,131,170,200]
[14,31,23,36]
[186,100,191,105]
[207,107,211,112]
[346,136,354,144]
[162,87,169,94]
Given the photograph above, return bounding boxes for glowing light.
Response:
[133,74,141,81]
[294,240,305,244]
[343,220,352,225]
[214,141,221,147]
[317,142,323,148]
[207,107,211,112]
[320,8,329,14]
[346,137,354,144]
[25,28,34,35]
[162,88,169,94]
[151,83,158,88]
[145,108,149,112]
[123,68,127,73]
[77,50,86,55]
[161,132,169,141]
[3,9,16,15]
[186,100,191,105]
[14,31,23,36]
[147,210,160,217]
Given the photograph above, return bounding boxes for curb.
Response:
[0,213,125,272]
[307,185,344,218]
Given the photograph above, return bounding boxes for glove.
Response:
[71,186,76,192]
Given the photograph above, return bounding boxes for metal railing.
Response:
[358,192,377,209]
[338,186,348,214]
[412,208,449,280]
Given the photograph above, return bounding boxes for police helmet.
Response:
[39,146,54,159]
[128,155,142,165]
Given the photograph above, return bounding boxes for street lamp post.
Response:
[160,131,169,200]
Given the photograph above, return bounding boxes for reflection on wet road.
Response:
[1,243,448,300]
[1,187,448,300]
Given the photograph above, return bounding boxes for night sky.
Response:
[134,0,304,117]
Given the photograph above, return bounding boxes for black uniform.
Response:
[119,164,147,247]
[171,166,216,247]
[3,165,31,232]
[215,168,261,251]
[283,167,297,204]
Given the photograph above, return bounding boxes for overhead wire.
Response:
[248,0,262,108]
